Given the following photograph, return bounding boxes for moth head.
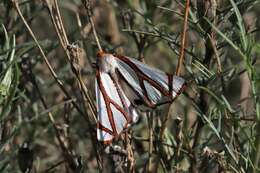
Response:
[97,51,105,58]
[97,51,114,60]
[97,51,117,73]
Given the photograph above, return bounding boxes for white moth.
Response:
[96,52,185,143]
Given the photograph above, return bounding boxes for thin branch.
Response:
[45,0,70,58]
[208,33,222,74]
[67,45,97,121]
[154,1,190,172]
[175,0,190,76]
[82,0,102,52]
[43,160,66,173]
[122,11,146,62]
[147,112,153,172]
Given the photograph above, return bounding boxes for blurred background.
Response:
[0,0,260,172]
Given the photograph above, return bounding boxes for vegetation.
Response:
[0,0,260,172]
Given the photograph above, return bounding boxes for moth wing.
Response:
[96,71,138,143]
[115,55,185,106]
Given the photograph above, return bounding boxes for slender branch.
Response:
[122,11,146,62]
[45,0,70,58]
[154,1,190,172]
[208,33,222,74]
[157,0,190,134]
[125,133,135,172]
[175,0,190,76]
[67,45,97,121]
[147,112,153,172]
[82,0,102,52]
[43,160,66,173]
[159,0,190,142]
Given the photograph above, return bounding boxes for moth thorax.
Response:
[98,54,117,73]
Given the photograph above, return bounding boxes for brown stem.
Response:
[147,112,153,172]
[175,0,190,76]
[82,0,103,52]
[159,0,190,140]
